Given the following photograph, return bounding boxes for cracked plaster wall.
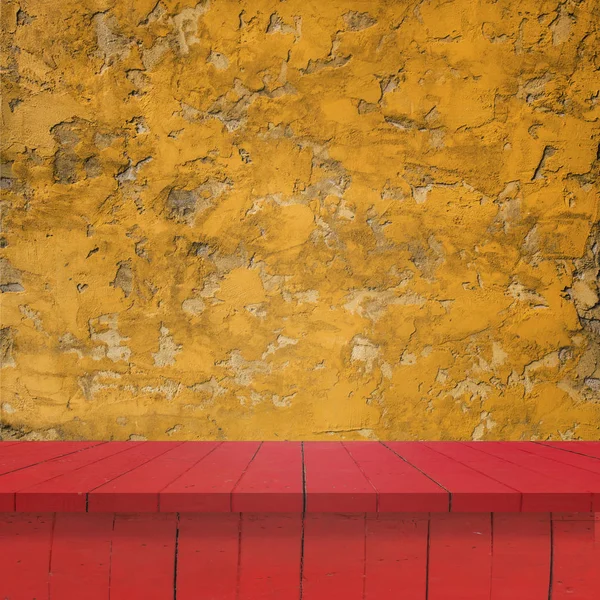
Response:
[1,0,600,441]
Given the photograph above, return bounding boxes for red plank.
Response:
[539,441,600,460]
[110,513,177,600]
[89,441,221,512]
[344,442,448,512]
[160,442,261,512]
[49,513,113,599]
[0,441,21,448]
[490,513,551,600]
[552,515,599,599]
[17,442,180,511]
[177,513,239,600]
[428,513,492,600]
[232,442,303,512]
[0,441,101,475]
[386,442,520,512]
[364,513,428,600]
[302,513,365,600]
[0,513,53,599]
[427,442,592,512]
[304,442,375,512]
[238,513,302,599]
[0,442,131,511]
[523,442,600,477]
[471,442,600,511]
[429,442,591,512]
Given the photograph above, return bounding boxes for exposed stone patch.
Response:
[207,51,229,70]
[350,336,379,373]
[217,350,270,386]
[343,287,424,322]
[93,13,132,69]
[152,325,182,367]
[165,179,231,225]
[89,314,131,362]
[182,297,205,316]
[141,378,181,400]
[19,305,43,331]
[262,334,298,358]
[0,259,24,293]
[112,261,133,297]
[171,2,210,55]
[0,327,16,368]
[266,13,301,38]
[343,11,377,31]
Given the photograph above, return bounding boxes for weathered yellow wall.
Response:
[1,0,599,441]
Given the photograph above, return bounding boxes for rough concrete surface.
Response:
[0,0,599,441]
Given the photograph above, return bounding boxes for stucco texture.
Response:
[1,0,599,441]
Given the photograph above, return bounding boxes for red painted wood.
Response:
[386,442,520,512]
[177,513,239,600]
[89,441,220,512]
[468,442,600,510]
[16,442,178,512]
[0,513,53,600]
[490,513,551,600]
[0,441,100,476]
[1,442,599,516]
[364,513,428,600]
[540,441,600,460]
[428,513,492,600]
[160,442,261,512]
[552,515,599,599]
[0,442,129,511]
[232,442,303,512]
[0,441,21,448]
[344,442,448,512]
[430,442,591,511]
[238,513,302,599]
[110,513,177,600]
[524,442,600,478]
[302,513,366,600]
[304,442,376,512]
[49,513,113,599]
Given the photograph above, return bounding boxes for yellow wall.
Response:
[1,0,599,441]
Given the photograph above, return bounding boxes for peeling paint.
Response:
[1,0,599,441]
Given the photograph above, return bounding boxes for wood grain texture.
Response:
[387,442,520,512]
[160,442,261,512]
[0,442,131,511]
[89,441,220,512]
[110,513,177,600]
[304,442,375,512]
[0,441,101,476]
[364,513,428,600]
[177,513,240,600]
[468,442,598,511]
[552,514,599,600]
[344,442,448,512]
[0,510,598,597]
[490,513,551,600]
[0,442,598,513]
[0,513,53,600]
[17,442,177,512]
[302,513,366,600]
[238,513,302,599]
[429,442,591,511]
[428,513,492,600]
[49,513,113,599]
[232,442,303,512]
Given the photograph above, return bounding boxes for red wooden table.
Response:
[0,441,599,598]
